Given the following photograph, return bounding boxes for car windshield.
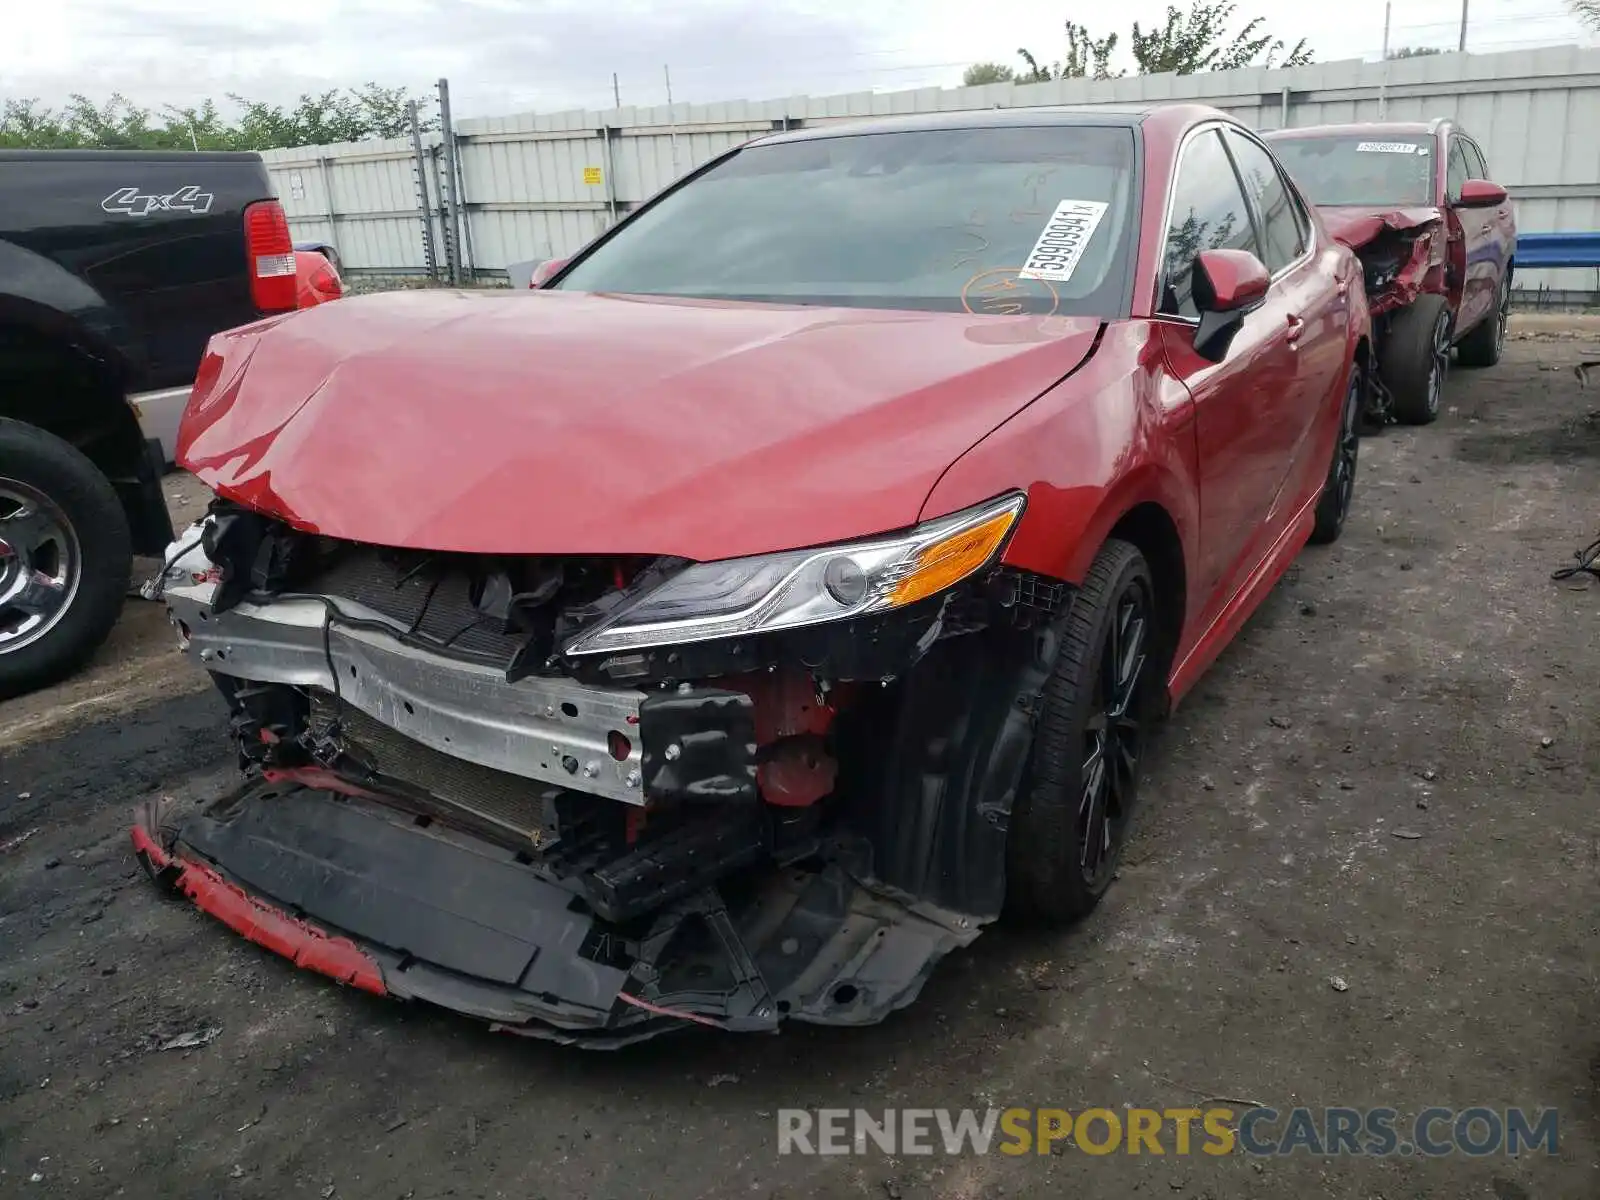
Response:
[554,125,1138,317]
[1269,135,1436,207]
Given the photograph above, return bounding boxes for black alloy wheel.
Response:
[1311,367,1362,544]
[1007,539,1158,923]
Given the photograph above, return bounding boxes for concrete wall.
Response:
[260,44,1600,295]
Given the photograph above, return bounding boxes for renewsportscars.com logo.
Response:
[777,1107,1559,1158]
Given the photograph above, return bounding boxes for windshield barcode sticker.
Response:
[1019,200,1109,284]
[1356,141,1422,154]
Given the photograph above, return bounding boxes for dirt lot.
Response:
[2,324,1599,1199]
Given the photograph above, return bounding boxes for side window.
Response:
[1463,138,1489,181]
[1160,130,1260,319]
[1223,128,1306,274]
[1447,138,1471,200]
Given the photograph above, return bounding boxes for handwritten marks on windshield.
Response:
[960,268,1060,316]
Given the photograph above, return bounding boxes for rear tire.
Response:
[1381,294,1451,426]
[1006,539,1159,924]
[0,419,131,699]
[1457,275,1510,368]
[1311,367,1362,545]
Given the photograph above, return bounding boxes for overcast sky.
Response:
[4,0,1593,119]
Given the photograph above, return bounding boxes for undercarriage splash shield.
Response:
[134,781,982,1047]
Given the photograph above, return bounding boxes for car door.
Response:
[1462,135,1515,310]
[1222,127,1349,527]
[1444,135,1487,333]
[1156,126,1301,633]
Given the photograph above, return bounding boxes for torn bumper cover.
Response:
[137,507,1065,1045]
[133,786,976,1047]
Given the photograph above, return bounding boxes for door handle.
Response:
[1335,278,1350,299]
[1286,314,1305,344]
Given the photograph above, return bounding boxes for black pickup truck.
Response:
[0,150,298,698]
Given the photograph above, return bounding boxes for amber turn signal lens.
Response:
[887,508,1018,608]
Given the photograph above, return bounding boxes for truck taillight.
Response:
[243,200,297,313]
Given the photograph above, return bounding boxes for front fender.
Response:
[919,321,1200,589]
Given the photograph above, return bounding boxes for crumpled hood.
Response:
[1318,206,1442,250]
[178,289,1100,559]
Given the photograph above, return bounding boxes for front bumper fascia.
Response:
[133,783,980,1047]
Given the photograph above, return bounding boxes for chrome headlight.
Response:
[563,493,1025,657]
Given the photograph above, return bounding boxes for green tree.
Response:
[1015,49,1058,83]
[1009,27,1122,85]
[963,62,1016,86]
[1,99,77,149]
[1570,1,1600,31]
[0,84,435,151]
[1064,23,1123,79]
[1131,3,1312,74]
[975,2,1313,85]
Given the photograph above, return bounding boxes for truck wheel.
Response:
[1380,294,1450,426]
[0,419,132,698]
[1310,367,1363,545]
[1457,275,1510,368]
[1006,539,1158,924]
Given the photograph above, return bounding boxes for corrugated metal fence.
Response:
[261,44,1600,296]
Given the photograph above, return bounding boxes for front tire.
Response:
[1381,294,1451,426]
[1007,539,1158,924]
[0,419,132,699]
[1310,366,1362,545]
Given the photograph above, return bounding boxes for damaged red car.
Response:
[137,105,1370,1045]
[1267,120,1515,425]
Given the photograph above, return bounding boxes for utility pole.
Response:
[613,72,621,108]
[665,64,680,177]
[1379,1,1392,118]
[436,77,464,285]
[1458,0,1469,52]
[407,100,439,280]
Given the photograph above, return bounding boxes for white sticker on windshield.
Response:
[1018,200,1110,284]
[1357,141,1421,154]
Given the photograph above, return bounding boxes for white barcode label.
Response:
[1357,141,1423,154]
[1018,200,1110,284]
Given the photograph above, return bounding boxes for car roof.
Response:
[1265,119,1450,139]
[753,103,1231,145]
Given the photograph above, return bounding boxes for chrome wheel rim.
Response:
[1427,309,1451,415]
[0,481,81,655]
[1079,580,1150,886]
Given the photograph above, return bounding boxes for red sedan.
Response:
[1267,120,1515,424]
[140,104,1369,1044]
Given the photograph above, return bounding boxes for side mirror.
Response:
[530,257,572,288]
[1456,179,1508,208]
[1191,248,1270,363]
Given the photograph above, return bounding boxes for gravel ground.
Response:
[2,326,1599,1199]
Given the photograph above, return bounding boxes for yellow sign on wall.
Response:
[582,166,603,186]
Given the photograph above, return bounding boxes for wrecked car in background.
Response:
[136,104,1370,1046]
[293,246,345,308]
[1268,119,1515,425]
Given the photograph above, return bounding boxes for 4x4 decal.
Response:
[101,185,215,217]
